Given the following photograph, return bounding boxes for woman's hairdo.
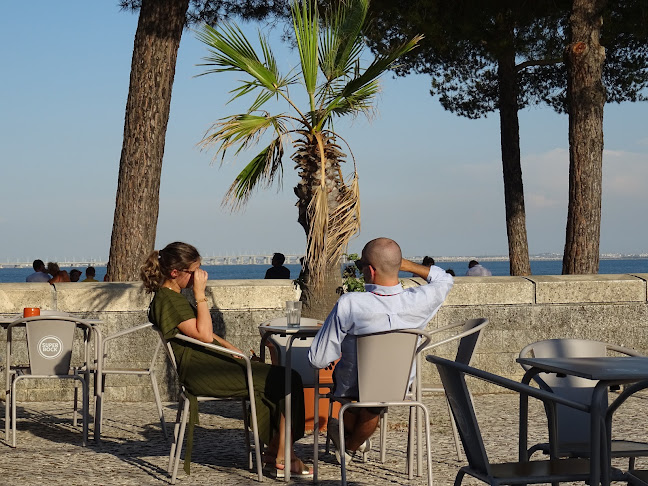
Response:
[140,242,200,293]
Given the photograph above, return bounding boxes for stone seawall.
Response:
[1,273,647,400]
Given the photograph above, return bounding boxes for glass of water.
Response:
[286,301,302,327]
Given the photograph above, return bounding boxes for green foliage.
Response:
[365,0,648,117]
[339,253,365,293]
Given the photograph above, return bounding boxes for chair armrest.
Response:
[103,322,154,345]
[174,333,249,362]
[607,343,644,357]
[426,355,590,413]
[606,379,648,419]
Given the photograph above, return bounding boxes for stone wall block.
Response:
[530,275,645,304]
[206,280,299,310]
[445,277,535,306]
[0,283,53,313]
[56,282,150,312]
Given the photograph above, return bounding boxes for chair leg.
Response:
[339,408,348,486]
[5,379,11,440]
[241,399,253,470]
[380,409,388,463]
[81,376,89,447]
[326,399,334,454]
[73,380,79,427]
[446,396,464,461]
[419,403,434,486]
[454,469,466,486]
[149,370,168,438]
[171,398,191,485]
[168,397,185,474]
[407,405,415,479]
[11,378,19,448]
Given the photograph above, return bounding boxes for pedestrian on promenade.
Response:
[82,266,98,282]
[25,259,49,282]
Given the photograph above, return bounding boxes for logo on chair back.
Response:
[38,335,64,360]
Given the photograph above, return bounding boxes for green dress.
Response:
[149,288,305,472]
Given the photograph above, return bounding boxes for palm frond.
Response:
[196,23,292,98]
[200,113,288,160]
[223,137,284,209]
[291,0,319,103]
[325,79,381,118]
[341,35,424,99]
[319,0,368,81]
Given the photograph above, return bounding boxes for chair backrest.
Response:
[24,317,81,375]
[432,357,492,476]
[519,338,641,446]
[356,329,431,403]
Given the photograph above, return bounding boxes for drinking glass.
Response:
[286,301,302,327]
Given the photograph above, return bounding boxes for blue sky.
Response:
[1,1,646,262]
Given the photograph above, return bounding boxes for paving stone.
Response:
[2,391,647,485]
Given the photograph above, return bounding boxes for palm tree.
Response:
[196,0,421,297]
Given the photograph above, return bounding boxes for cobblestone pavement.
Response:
[1,391,648,485]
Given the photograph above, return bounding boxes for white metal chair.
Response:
[327,328,434,486]
[5,315,94,447]
[95,322,167,438]
[156,330,264,484]
[519,338,648,468]
[375,318,489,476]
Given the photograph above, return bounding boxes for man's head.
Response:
[32,259,45,272]
[359,238,402,284]
[422,256,435,267]
[70,269,82,282]
[86,266,96,277]
[272,253,285,267]
[468,260,479,269]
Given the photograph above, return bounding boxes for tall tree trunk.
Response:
[562,0,606,274]
[106,0,189,281]
[496,15,531,276]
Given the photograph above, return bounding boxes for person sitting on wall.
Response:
[26,259,50,282]
[465,260,492,276]
[69,269,82,282]
[265,253,291,279]
[308,237,454,464]
[82,266,98,282]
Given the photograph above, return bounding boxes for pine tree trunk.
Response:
[562,0,606,275]
[106,0,189,281]
[497,15,531,276]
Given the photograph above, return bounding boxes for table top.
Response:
[517,356,648,381]
[259,317,323,335]
[0,314,102,327]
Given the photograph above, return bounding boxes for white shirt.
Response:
[26,271,50,282]
[308,266,453,397]
[465,264,492,276]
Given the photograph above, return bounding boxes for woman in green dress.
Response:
[141,241,311,478]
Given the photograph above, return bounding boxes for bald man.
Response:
[308,237,453,464]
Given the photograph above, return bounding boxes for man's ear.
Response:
[170,269,179,278]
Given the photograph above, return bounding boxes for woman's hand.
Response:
[192,268,208,297]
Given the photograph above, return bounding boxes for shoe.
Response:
[327,419,354,465]
[264,460,313,479]
[357,437,372,454]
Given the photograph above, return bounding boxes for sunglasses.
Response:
[355,259,368,271]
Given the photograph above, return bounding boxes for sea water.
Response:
[1,259,647,283]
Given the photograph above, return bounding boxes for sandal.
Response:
[265,459,314,479]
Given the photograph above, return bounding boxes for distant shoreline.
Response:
[1,254,647,269]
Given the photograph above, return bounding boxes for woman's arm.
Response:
[177,268,215,342]
[176,268,243,353]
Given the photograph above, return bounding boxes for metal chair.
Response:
[327,328,434,486]
[519,338,648,467]
[5,315,94,447]
[402,317,489,470]
[427,355,592,485]
[96,322,167,438]
[156,330,263,484]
